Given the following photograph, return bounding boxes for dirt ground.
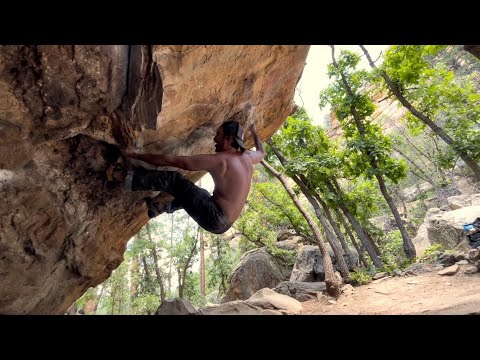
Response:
[300,268,480,315]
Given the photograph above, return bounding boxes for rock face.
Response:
[222,247,292,303]
[0,45,309,314]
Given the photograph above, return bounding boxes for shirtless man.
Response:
[121,121,265,234]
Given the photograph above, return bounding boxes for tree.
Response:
[145,223,166,303]
[170,228,199,299]
[360,45,480,179]
[321,46,415,259]
[207,235,239,299]
[271,108,384,268]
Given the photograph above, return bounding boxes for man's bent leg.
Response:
[125,169,188,193]
[177,189,231,234]
[125,169,230,232]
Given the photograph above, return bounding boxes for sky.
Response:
[294,45,390,125]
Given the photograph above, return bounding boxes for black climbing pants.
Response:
[126,169,231,234]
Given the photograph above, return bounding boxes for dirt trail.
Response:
[301,270,480,315]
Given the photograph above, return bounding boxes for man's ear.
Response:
[224,135,233,144]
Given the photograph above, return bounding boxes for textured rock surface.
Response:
[290,245,358,282]
[0,45,309,314]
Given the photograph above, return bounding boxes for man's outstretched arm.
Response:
[248,123,265,164]
[123,150,218,172]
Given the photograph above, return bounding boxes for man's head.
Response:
[214,121,246,153]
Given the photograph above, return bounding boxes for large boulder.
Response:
[246,288,302,314]
[222,247,292,302]
[274,281,326,302]
[447,195,472,210]
[413,205,480,252]
[290,245,358,282]
[156,298,196,315]
[0,45,309,314]
[195,300,282,315]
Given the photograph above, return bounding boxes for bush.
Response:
[349,268,372,285]
[379,230,413,274]
[417,243,444,263]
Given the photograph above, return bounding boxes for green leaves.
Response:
[383,45,480,166]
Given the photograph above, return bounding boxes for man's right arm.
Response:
[248,123,265,164]
[124,150,220,172]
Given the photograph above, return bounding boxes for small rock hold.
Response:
[464,265,478,274]
[456,260,468,265]
[437,264,459,276]
[372,272,388,280]
[328,300,337,305]
[445,282,452,286]
[394,269,403,276]
[407,280,419,285]
[341,284,355,294]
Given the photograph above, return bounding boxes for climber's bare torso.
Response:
[208,150,255,223]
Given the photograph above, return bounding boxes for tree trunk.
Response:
[141,256,152,285]
[199,229,206,298]
[392,146,435,185]
[111,288,116,315]
[146,223,166,303]
[198,179,206,298]
[327,180,384,268]
[331,45,415,259]
[169,214,174,294]
[313,193,355,268]
[178,268,184,299]
[375,174,416,258]
[179,233,199,300]
[360,45,480,179]
[391,185,408,219]
[130,256,139,298]
[333,208,368,268]
[93,286,105,314]
[261,160,341,297]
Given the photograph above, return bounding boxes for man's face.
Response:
[214,127,224,152]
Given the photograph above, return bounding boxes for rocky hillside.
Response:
[0,45,309,314]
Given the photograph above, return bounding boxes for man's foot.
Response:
[145,197,169,218]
